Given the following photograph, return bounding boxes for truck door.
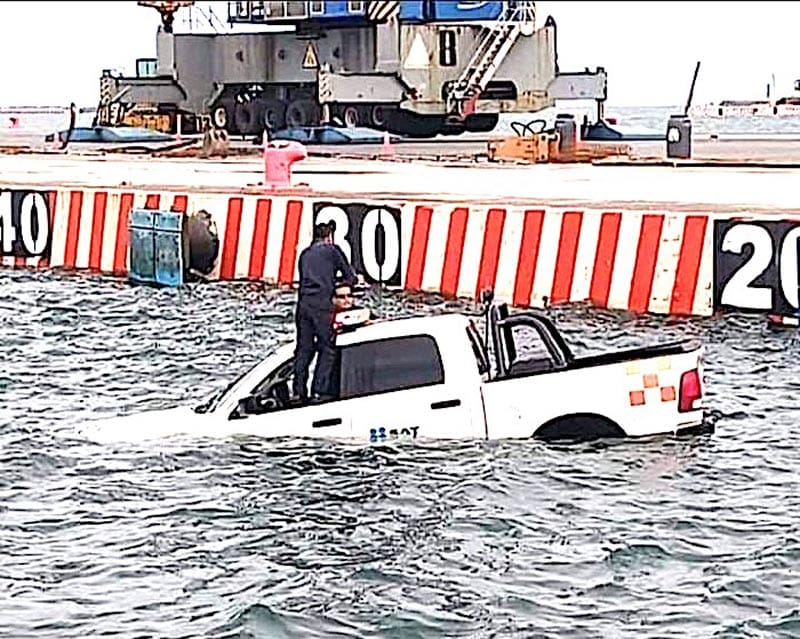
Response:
[225,356,354,439]
[341,334,479,443]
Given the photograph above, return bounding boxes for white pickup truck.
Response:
[81,300,707,444]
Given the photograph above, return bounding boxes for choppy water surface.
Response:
[2,270,800,638]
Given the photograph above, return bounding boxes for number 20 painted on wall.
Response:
[312,202,402,286]
[714,220,800,312]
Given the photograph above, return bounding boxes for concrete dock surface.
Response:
[304,136,800,165]
[0,136,799,214]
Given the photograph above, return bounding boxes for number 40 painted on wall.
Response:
[0,190,51,258]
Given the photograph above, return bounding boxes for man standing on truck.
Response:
[293,222,361,403]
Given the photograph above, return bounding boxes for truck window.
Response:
[135,58,157,78]
[339,335,444,399]
[285,1,308,18]
[504,324,555,376]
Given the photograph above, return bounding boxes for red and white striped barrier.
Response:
[403,205,713,316]
[2,189,314,284]
[0,187,715,316]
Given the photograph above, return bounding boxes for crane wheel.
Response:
[369,105,390,129]
[342,105,360,128]
[213,105,228,130]
[285,99,319,127]
[233,102,256,135]
[263,100,286,131]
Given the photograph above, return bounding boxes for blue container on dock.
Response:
[129,208,185,287]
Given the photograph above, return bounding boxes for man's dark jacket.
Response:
[297,241,358,310]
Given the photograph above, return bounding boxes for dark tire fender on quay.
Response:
[182,209,220,278]
[533,413,626,443]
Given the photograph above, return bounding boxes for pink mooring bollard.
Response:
[262,135,308,188]
[381,130,395,159]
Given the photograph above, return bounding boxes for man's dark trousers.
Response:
[292,301,335,401]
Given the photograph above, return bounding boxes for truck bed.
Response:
[568,339,700,371]
[501,340,700,379]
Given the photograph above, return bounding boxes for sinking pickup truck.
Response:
[80,300,707,444]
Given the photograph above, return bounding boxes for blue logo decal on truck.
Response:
[369,426,420,442]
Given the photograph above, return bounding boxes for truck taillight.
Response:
[679,369,702,412]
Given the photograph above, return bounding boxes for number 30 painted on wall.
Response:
[312,202,402,286]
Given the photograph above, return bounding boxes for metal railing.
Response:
[446,1,537,117]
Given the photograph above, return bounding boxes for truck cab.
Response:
[204,314,489,441]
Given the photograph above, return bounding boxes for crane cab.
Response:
[228,1,370,26]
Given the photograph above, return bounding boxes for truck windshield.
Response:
[193,360,260,414]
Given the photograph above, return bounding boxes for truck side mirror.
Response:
[235,394,278,418]
[230,396,255,420]
[233,395,259,417]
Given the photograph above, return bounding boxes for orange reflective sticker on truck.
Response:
[643,373,659,389]
[629,390,646,406]
[625,362,641,376]
[626,356,678,407]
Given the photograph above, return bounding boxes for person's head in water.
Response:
[333,283,353,311]
[313,221,337,244]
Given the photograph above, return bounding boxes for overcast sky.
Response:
[0,1,798,108]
